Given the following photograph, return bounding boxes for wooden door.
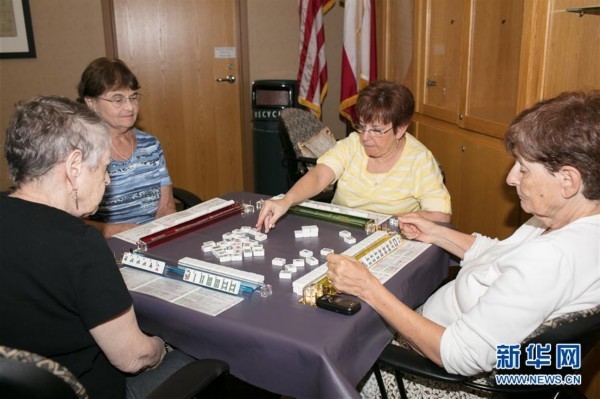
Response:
[109,0,244,200]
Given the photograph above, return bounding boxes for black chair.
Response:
[0,346,229,399]
[373,306,600,399]
[279,108,336,203]
[173,187,203,211]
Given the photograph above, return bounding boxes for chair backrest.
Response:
[172,187,203,211]
[0,346,87,399]
[469,306,600,391]
[279,108,336,186]
[280,108,329,158]
[376,305,600,398]
[458,306,600,396]
[528,305,600,342]
[521,305,600,373]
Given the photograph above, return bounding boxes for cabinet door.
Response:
[415,122,463,214]
[541,0,600,98]
[461,0,524,138]
[421,0,468,123]
[459,134,521,239]
[417,118,521,239]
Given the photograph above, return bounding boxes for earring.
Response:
[74,188,79,210]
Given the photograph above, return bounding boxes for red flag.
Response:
[297,0,335,119]
[339,0,377,124]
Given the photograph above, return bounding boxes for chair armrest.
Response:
[378,344,467,384]
[296,156,318,165]
[172,187,202,209]
[282,153,317,164]
[146,359,229,399]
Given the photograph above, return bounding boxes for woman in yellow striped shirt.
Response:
[257,81,451,232]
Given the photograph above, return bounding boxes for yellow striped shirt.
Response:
[317,133,451,215]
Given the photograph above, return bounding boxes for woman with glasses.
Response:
[257,80,451,232]
[77,57,176,237]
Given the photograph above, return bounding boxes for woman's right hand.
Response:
[255,198,292,233]
[397,212,439,244]
[255,165,335,233]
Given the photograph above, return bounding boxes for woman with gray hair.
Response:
[0,96,194,398]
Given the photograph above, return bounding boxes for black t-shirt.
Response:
[0,196,133,398]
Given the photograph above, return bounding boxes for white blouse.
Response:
[422,214,600,375]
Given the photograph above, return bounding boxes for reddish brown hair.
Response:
[77,57,140,102]
[355,81,415,129]
[505,91,600,200]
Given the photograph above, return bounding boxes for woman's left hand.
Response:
[326,253,377,299]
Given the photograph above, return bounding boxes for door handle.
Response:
[216,75,236,84]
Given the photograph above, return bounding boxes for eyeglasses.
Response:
[352,123,394,137]
[97,93,142,108]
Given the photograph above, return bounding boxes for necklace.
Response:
[111,131,133,161]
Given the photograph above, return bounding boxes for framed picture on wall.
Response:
[0,0,36,59]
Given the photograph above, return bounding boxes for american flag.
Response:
[339,0,377,124]
[297,0,335,119]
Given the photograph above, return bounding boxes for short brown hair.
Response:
[77,57,140,102]
[505,91,600,200]
[355,81,415,129]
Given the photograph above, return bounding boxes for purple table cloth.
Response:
[108,192,449,398]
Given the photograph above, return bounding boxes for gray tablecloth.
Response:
[108,192,449,398]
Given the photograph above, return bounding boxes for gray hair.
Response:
[4,95,110,187]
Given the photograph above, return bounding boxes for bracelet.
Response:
[165,342,173,353]
[156,337,173,353]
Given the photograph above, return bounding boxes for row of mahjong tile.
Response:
[201,226,268,262]
[293,225,319,238]
[294,225,357,245]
